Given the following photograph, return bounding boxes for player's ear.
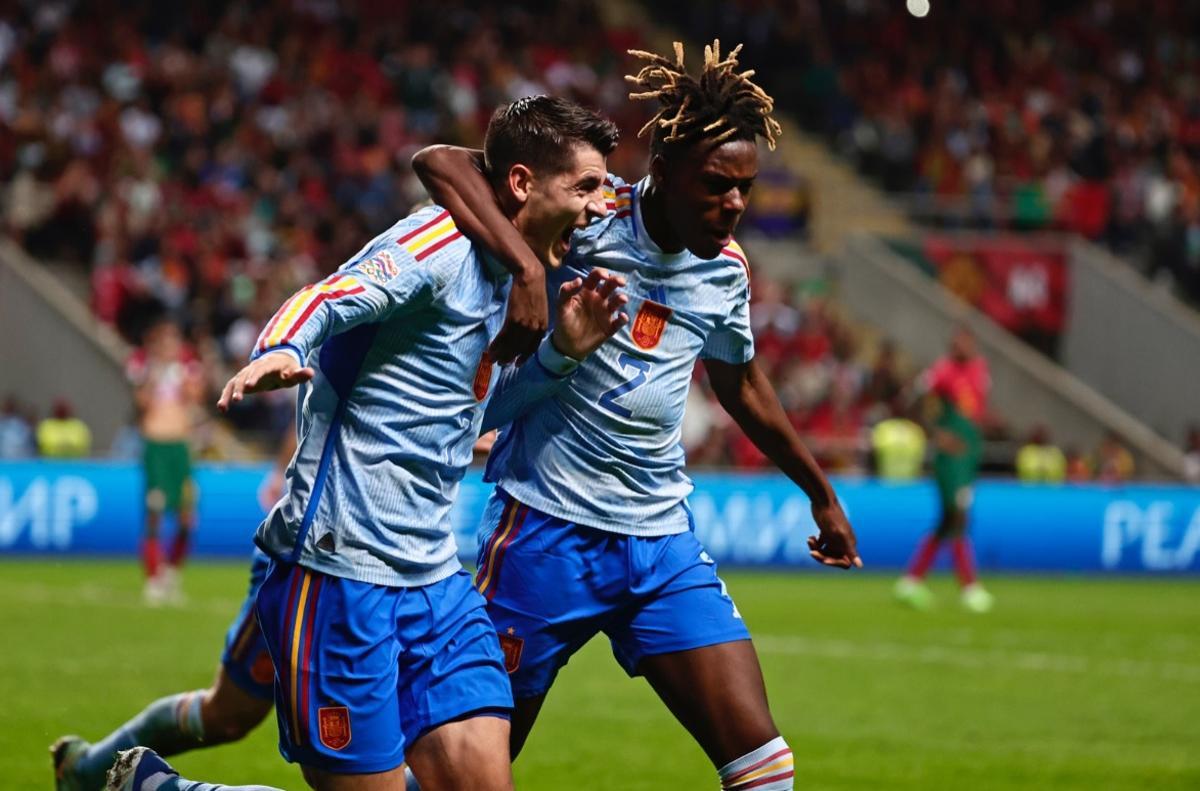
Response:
[506,164,535,205]
[649,153,668,189]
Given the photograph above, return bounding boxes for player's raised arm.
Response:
[218,244,437,411]
[412,144,547,364]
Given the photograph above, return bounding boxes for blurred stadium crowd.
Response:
[1,0,1196,479]
[660,0,1200,305]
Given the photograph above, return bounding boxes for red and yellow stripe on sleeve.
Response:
[396,210,462,261]
[720,240,750,281]
[257,274,366,353]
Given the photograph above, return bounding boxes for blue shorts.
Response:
[254,560,513,774]
[475,489,751,699]
[220,549,276,701]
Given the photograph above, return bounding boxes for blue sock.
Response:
[73,691,206,788]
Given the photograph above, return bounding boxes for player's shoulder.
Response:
[696,237,751,295]
[344,205,471,284]
[715,238,751,282]
[389,204,470,265]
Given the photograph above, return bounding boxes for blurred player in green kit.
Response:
[895,327,994,613]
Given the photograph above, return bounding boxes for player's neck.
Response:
[639,181,684,254]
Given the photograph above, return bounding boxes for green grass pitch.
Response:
[3,559,1198,790]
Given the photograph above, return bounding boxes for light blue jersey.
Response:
[483,175,754,536]
[254,206,576,587]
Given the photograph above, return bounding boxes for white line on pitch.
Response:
[1,582,243,616]
[754,635,1200,683]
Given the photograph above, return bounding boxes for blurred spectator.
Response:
[0,0,655,447]
[1182,426,1200,484]
[0,395,36,459]
[652,0,1200,306]
[1065,446,1094,482]
[805,376,867,473]
[1095,431,1135,483]
[1015,425,1067,483]
[36,398,92,458]
[870,402,926,481]
[862,339,904,421]
[742,157,813,241]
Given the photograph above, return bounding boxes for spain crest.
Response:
[631,300,672,349]
[473,351,493,401]
[498,631,524,674]
[317,706,352,750]
[250,650,275,686]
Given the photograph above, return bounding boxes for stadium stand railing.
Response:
[0,238,131,450]
[1062,239,1200,448]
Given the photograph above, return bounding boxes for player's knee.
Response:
[199,688,270,744]
[718,736,794,790]
[203,709,261,743]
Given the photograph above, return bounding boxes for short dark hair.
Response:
[484,96,619,186]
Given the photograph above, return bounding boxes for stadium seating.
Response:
[653,0,1200,307]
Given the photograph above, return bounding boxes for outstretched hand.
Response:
[551,268,629,360]
[808,500,863,570]
[490,267,549,364]
[217,352,315,413]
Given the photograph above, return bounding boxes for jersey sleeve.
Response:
[251,240,436,364]
[480,335,580,432]
[700,247,755,364]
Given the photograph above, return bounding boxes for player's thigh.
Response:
[607,530,750,676]
[934,481,974,538]
[217,551,277,721]
[609,531,774,765]
[475,491,618,700]
[394,570,513,759]
[507,693,547,759]
[639,640,779,768]
[201,666,273,742]
[255,561,407,775]
[406,714,513,791]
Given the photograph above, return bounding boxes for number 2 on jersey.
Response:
[597,352,651,419]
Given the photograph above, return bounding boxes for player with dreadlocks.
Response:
[413,41,860,790]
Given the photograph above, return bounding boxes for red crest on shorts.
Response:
[498,632,524,674]
[317,706,351,750]
[250,650,275,686]
[631,301,672,349]
[473,351,493,401]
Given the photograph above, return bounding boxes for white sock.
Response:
[718,736,794,790]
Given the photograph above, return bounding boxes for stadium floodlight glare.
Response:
[907,0,931,18]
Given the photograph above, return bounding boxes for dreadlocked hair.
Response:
[626,39,782,157]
